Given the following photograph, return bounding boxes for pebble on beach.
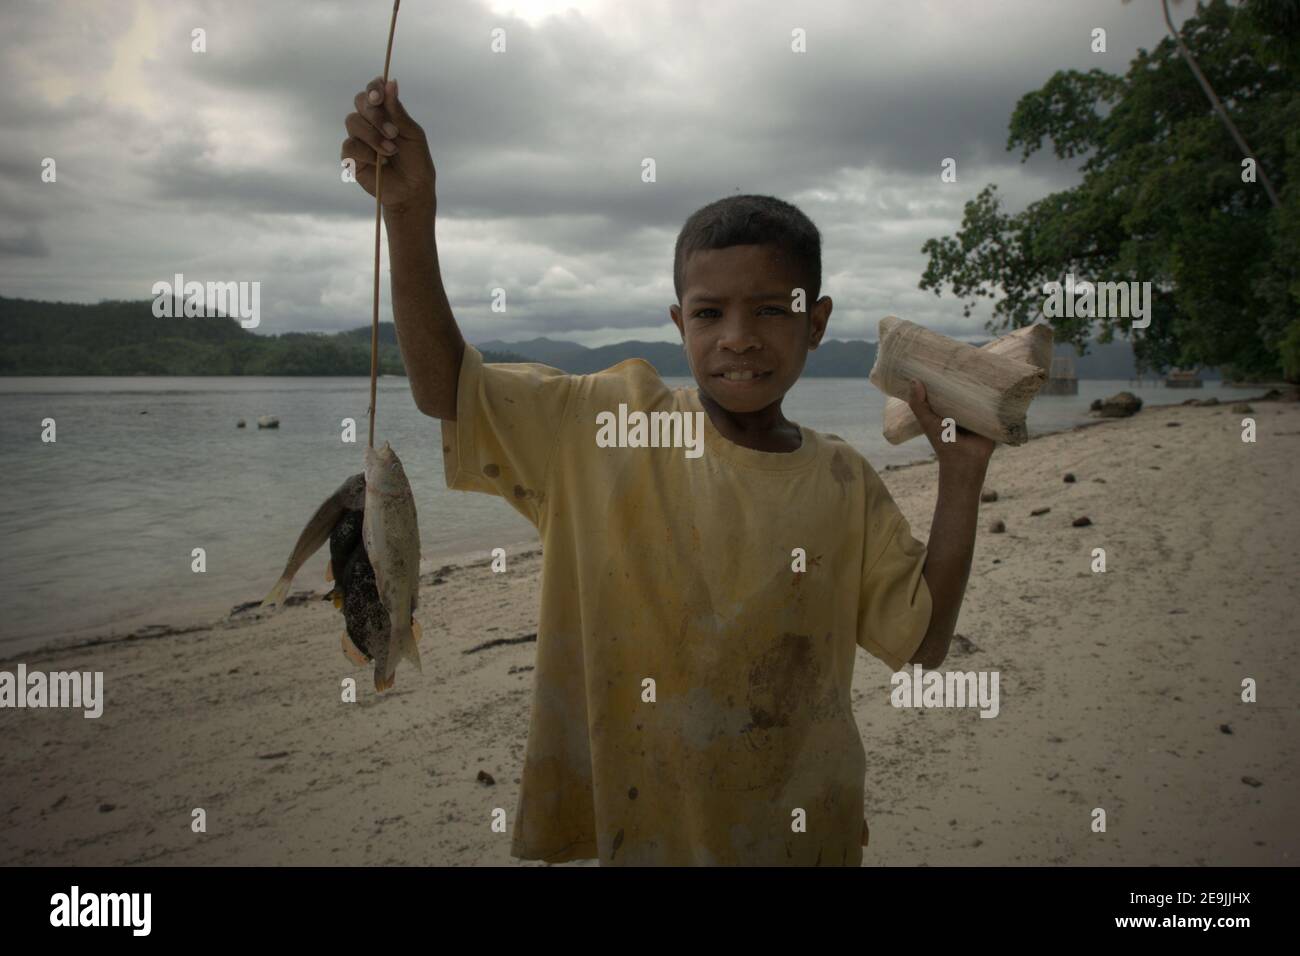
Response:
[980,489,999,503]
[988,519,1006,533]
[236,419,246,428]
[1063,473,1076,483]
[1072,516,1092,527]
[1031,507,1050,516]
[257,416,279,429]
[1231,403,1253,414]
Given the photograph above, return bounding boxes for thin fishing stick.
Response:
[369,0,401,449]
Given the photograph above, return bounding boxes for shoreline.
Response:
[0,544,543,667]
[2,396,1296,865]
[5,387,1289,664]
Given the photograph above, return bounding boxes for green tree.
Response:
[920,0,1297,381]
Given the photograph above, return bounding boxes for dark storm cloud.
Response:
[0,0,1177,341]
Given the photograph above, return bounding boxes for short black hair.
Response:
[673,194,822,303]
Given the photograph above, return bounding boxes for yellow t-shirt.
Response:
[441,344,932,866]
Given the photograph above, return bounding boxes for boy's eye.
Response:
[692,308,720,318]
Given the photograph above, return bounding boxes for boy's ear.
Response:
[807,295,832,348]
[669,303,684,338]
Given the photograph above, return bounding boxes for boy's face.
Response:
[670,244,831,415]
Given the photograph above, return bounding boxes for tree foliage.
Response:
[920,0,1298,380]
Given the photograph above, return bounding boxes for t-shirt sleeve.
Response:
[856,478,933,671]
[439,343,577,526]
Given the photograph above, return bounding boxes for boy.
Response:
[342,76,993,866]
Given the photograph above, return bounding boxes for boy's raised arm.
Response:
[904,380,996,669]
[342,75,465,421]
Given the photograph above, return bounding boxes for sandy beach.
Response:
[2,395,1297,866]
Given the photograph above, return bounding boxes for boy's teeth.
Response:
[724,371,756,381]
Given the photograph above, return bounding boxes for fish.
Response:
[363,441,423,692]
[262,473,366,609]
[326,507,392,667]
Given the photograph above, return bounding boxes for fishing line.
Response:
[369,0,401,450]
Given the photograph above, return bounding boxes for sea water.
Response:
[0,375,1249,654]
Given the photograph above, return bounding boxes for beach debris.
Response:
[477,770,496,786]
[236,418,247,428]
[1166,421,1182,427]
[1194,397,1220,407]
[1093,477,1107,483]
[951,633,980,654]
[465,632,538,655]
[980,488,999,503]
[1241,776,1263,788]
[880,322,1053,444]
[1031,507,1051,516]
[98,803,116,813]
[257,415,280,428]
[262,474,366,609]
[1231,403,1253,413]
[1219,723,1233,735]
[1063,472,1076,483]
[363,442,423,692]
[1072,516,1092,527]
[257,751,291,760]
[987,519,1006,533]
[1091,391,1143,418]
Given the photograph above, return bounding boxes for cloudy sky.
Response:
[0,0,1182,345]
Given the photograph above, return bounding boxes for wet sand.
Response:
[2,395,1297,865]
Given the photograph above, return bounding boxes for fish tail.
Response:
[260,576,291,610]
[396,618,423,673]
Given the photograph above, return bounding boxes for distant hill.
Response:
[0,297,521,375]
[0,296,1213,378]
[473,332,1205,379]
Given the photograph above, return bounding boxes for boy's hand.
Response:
[341,76,436,217]
[906,379,995,476]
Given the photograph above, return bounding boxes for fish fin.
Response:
[341,632,368,666]
[331,590,343,610]
[412,618,423,643]
[260,576,291,610]
[325,560,334,582]
[374,669,394,693]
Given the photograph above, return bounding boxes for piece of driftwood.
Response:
[869,316,1047,446]
[882,323,1054,444]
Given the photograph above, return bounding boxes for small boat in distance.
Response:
[1165,368,1203,388]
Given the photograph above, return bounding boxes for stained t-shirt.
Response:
[441,344,932,866]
